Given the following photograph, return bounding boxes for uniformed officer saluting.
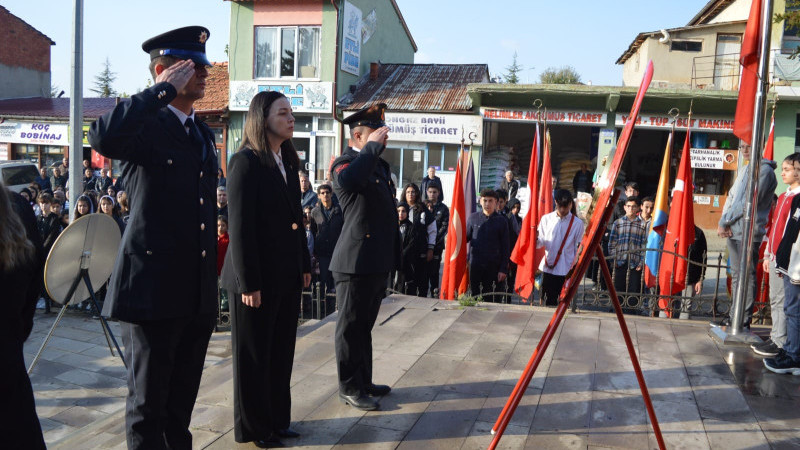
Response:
[87,26,218,450]
[330,103,400,411]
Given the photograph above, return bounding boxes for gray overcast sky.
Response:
[3,0,705,96]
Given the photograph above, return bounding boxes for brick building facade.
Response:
[0,5,54,99]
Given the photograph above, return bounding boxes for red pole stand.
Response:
[596,249,666,450]
[489,301,567,439]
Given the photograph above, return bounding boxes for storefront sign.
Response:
[0,121,68,145]
[229,81,333,113]
[616,114,734,131]
[480,108,607,126]
[344,112,483,145]
[690,148,738,170]
[341,1,362,76]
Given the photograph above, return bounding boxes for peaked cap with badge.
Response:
[342,103,387,129]
[142,25,212,67]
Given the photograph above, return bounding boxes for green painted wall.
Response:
[774,101,800,189]
[335,0,415,98]
[320,3,337,82]
[228,1,254,82]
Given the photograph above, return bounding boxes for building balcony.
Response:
[691,52,741,91]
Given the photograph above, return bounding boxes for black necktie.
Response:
[185,118,206,159]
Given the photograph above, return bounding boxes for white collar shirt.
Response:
[271,150,287,183]
[167,104,195,134]
[536,210,585,276]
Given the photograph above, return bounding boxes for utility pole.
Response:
[68,0,84,222]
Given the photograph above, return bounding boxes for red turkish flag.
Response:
[763,115,775,160]
[733,0,762,144]
[440,154,468,300]
[659,129,695,314]
[511,124,541,300]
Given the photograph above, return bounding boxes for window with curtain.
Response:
[254,26,320,79]
[315,135,335,181]
[298,27,320,78]
[254,28,277,78]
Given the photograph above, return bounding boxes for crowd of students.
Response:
[18,158,132,313]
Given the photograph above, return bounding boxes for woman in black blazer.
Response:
[220,91,311,448]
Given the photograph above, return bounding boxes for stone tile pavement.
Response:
[24,295,800,449]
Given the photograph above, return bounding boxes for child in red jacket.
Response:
[217,215,229,312]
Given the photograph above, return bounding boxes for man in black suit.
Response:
[310,183,343,303]
[330,103,399,411]
[87,26,218,450]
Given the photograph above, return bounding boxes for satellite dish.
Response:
[29,213,125,374]
[44,213,120,305]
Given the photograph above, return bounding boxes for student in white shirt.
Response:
[537,189,585,306]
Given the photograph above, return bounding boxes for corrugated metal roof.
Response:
[0,97,118,120]
[343,63,489,113]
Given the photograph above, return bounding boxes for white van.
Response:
[0,161,39,193]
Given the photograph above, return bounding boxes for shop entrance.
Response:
[481,121,598,193]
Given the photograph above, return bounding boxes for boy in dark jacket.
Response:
[466,189,510,299]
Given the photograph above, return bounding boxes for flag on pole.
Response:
[644,130,673,287]
[763,114,775,160]
[440,153,468,300]
[511,124,541,300]
[733,0,762,144]
[538,128,554,218]
[462,151,476,292]
[659,129,695,314]
[463,151,477,221]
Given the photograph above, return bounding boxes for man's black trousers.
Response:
[541,272,566,306]
[121,313,215,450]
[470,264,505,300]
[333,272,386,396]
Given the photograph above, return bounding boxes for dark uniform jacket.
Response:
[329,143,400,274]
[87,82,218,322]
[220,148,311,295]
[466,211,510,273]
[310,203,343,258]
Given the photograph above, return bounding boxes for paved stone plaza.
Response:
[24,295,800,449]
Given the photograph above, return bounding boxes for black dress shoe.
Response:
[253,433,284,448]
[276,428,300,438]
[365,384,391,396]
[339,392,379,411]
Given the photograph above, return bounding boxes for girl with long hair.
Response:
[219,91,311,448]
[398,182,436,296]
[0,182,46,449]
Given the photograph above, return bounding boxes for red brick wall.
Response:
[0,8,51,72]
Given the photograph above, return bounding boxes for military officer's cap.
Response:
[343,103,387,129]
[142,26,212,67]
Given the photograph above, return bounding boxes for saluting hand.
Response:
[367,126,390,146]
[156,59,196,93]
[242,290,261,308]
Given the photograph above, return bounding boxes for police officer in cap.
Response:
[330,103,400,411]
[88,26,218,450]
